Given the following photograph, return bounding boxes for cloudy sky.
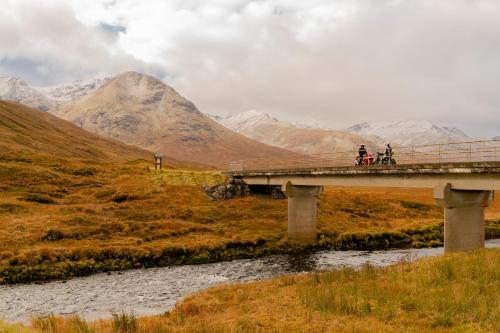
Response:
[1,0,499,136]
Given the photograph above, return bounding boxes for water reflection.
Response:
[284,253,317,272]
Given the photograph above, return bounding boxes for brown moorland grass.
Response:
[16,248,499,333]
[1,150,499,284]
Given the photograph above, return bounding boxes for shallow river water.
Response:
[1,239,499,323]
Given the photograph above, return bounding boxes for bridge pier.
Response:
[283,184,322,242]
[434,184,493,253]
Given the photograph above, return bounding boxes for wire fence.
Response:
[228,139,500,172]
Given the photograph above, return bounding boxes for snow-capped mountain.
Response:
[52,72,289,168]
[346,120,469,146]
[37,77,111,103]
[0,77,53,111]
[293,118,333,130]
[213,111,378,154]
[217,110,282,132]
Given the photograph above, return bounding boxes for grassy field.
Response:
[1,248,497,332]
[1,151,500,284]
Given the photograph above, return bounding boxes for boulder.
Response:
[203,177,251,201]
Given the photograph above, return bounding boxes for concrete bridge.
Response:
[226,140,500,253]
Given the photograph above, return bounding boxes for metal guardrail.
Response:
[228,139,500,172]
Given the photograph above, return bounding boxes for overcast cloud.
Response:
[1,0,499,136]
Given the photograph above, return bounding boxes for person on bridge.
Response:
[385,143,393,157]
[357,144,367,165]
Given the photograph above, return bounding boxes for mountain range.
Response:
[1,72,485,168]
[0,77,54,111]
[50,72,291,168]
[37,77,111,104]
[345,120,469,147]
[213,111,378,155]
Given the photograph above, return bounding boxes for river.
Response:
[1,239,499,323]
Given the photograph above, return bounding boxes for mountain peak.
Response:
[217,110,280,132]
[346,120,469,146]
[0,76,53,111]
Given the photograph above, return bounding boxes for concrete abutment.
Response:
[283,183,322,242]
[434,183,494,253]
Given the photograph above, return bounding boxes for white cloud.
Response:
[1,0,499,136]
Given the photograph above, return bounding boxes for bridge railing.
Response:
[228,139,500,172]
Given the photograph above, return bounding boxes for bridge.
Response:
[226,140,500,253]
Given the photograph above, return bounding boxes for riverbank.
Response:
[1,156,499,284]
[4,247,498,332]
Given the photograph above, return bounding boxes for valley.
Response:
[1,68,499,333]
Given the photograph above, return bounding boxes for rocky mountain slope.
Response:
[346,120,469,146]
[51,72,290,168]
[37,77,110,103]
[0,100,151,162]
[214,111,379,155]
[0,77,54,111]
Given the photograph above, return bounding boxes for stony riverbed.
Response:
[1,239,499,323]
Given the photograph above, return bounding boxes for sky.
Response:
[0,0,499,136]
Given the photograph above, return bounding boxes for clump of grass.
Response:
[154,170,224,186]
[400,200,432,210]
[31,314,58,333]
[0,320,35,333]
[0,203,24,213]
[112,312,137,333]
[94,189,117,199]
[0,153,32,163]
[68,315,95,333]
[41,229,65,242]
[111,194,140,203]
[19,194,56,204]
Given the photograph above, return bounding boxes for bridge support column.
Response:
[434,184,493,253]
[283,184,322,242]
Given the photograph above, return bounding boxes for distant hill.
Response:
[0,100,151,162]
[0,77,53,111]
[51,72,290,168]
[37,77,111,104]
[214,110,379,154]
[346,120,469,146]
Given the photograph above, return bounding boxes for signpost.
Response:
[154,153,163,170]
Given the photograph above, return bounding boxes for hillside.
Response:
[215,110,380,155]
[346,120,469,146]
[0,100,151,162]
[51,72,290,168]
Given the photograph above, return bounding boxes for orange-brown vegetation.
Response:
[2,146,499,284]
[0,100,150,162]
[1,99,499,284]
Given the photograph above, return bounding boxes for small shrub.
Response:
[95,189,117,199]
[42,229,65,242]
[112,194,140,203]
[54,167,97,176]
[400,200,431,210]
[72,168,97,176]
[112,311,137,333]
[0,203,24,213]
[20,194,55,204]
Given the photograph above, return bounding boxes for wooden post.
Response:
[154,153,163,170]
